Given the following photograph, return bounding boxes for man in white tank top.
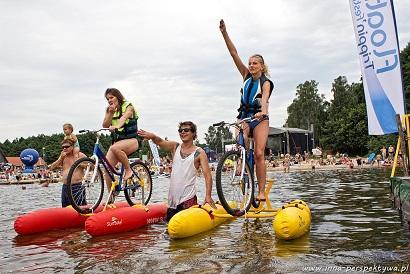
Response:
[138,121,216,221]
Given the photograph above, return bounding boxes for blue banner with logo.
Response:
[349,0,405,135]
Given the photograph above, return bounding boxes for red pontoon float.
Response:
[85,203,168,237]
[14,202,130,235]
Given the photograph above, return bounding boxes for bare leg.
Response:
[105,150,118,191]
[73,147,81,160]
[253,120,269,200]
[109,139,138,181]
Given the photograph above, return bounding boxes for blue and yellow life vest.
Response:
[111,101,138,142]
[237,73,273,119]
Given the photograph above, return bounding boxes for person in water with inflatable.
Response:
[138,121,216,221]
[102,88,139,196]
[48,138,87,207]
[219,19,274,202]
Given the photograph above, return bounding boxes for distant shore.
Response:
[266,161,391,173]
[0,178,60,185]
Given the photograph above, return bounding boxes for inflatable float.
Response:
[85,203,168,237]
[273,200,311,240]
[168,199,311,240]
[14,202,130,235]
[168,203,230,239]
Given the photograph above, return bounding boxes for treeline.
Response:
[2,43,409,161]
[0,133,155,163]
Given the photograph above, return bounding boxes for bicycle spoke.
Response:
[216,151,254,216]
[67,158,104,214]
[124,161,152,205]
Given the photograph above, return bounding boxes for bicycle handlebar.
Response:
[212,121,224,127]
[79,128,111,134]
[212,115,263,128]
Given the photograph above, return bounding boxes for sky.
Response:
[1,0,409,144]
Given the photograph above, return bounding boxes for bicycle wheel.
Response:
[67,157,104,214]
[216,150,254,216]
[124,161,153,205]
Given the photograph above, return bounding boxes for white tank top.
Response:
[168,145,198,209]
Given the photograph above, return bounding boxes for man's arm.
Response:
[197,148,217,209]
[137,129,178,153]
[48,152,66,170]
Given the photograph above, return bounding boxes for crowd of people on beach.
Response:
[264,146,400,173]
[0,163,60,183]
[374,144,398,167]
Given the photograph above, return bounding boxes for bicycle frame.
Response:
[236,121,255,182]
[88,133,123,188]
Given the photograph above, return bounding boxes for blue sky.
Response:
[1,0,409,143]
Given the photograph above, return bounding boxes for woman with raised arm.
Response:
[102,88,139,196]
[219,19,274,202]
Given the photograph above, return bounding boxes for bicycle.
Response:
[66,129,152,214]
[213,116,263,216]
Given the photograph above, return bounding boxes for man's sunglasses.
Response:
[62,145,72,149]
[178,128,192,133]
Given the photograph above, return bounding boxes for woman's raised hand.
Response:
[219,19,226,33]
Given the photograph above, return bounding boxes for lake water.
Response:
[1,168,409,273]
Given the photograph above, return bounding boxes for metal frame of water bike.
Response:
[213,116,262,216]
[66,128,152,214]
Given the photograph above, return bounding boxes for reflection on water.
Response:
[1,168,409,273]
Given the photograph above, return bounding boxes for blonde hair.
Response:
[63,123,74,133]
[61,137,75,146]
[250,54,270,77]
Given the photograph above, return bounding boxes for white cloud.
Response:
[0,0,409,144]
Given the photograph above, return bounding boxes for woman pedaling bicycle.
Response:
[102,88,139,194]
[219,19,274,202]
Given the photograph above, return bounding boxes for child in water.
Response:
[63,123,80,159]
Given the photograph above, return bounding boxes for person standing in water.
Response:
[138,121,216,222]
[48,138,87,207]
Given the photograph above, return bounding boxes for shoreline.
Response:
[0,178,60,185]
[266,162,392,173]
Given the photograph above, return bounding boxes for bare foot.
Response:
[256,193,266,202]
[123,169,133,181]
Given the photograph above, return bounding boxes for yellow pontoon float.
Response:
[168,179,311,240]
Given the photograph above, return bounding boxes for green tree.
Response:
[204,125,232,153]
[320,77,369,155]
[286,80,327,144]
[401,42,410,112]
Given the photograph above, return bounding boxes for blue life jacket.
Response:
[237,73,273,119]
